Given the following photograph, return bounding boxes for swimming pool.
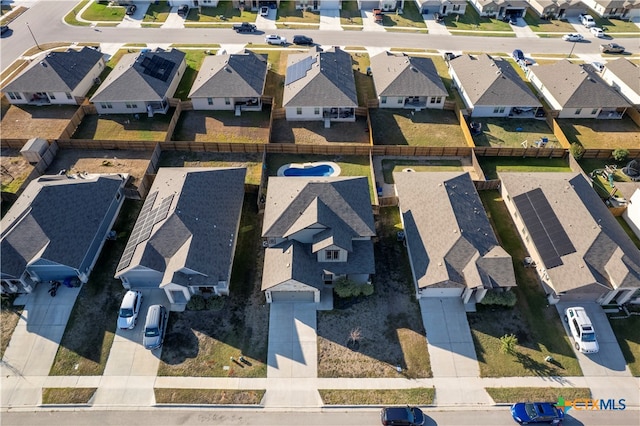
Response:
[277,162,341,177]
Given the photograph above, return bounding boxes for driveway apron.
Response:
[256,8,277,31]
[319,9,343,31]
[361,10,386,32]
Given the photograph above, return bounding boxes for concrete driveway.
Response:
[556,302,631,377]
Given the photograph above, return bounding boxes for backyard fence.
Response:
[470,149,486,182]
[473,180,501,191]
[57,104,88,140]
[626,107,640,128]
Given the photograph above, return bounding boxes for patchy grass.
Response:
[340,0,362,26]
[486,387,591,403]
[276,1,320,23]
[0,104,79,140]
[270,117,370,145]
[155,388,264,404]
[186,1,257,22]
[444,7,512,32]
[0,151,33,194]
[50,200,143,376]
[557,117,640,150]
[174,50,208,101]
[370,109,466,147]
[380,2,425,29]
[158,152,263,186]
[173,109,271,143]
[609,314,640,376]
[42,388,96,404]
[158,193,268,378]
[320,388,435,405]
[430,55,466,107]
[523,13,575,33]
[382,159,463,184]
[478,157,570,180]
[72,111,173,141]
[81,2,126,21]
[472,118,557,148]
[318,207,431,378]
[0,302,23,359]
[352,52,374,106]
[258,50,285,108]
[473,191,582,377]
[142,2,172,22]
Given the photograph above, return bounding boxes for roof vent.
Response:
[40,62,48,67]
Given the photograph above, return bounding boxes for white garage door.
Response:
[271,291,314,303]
[420,287,464,298]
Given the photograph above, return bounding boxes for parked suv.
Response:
[565,307,599,353]
[143,305,167,350]
[580,13,596,27]
[117,290,142,330]
[380,406,425,425]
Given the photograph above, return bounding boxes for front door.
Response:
[442,5,447,14]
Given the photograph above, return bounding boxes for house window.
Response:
[325,250,340,260]
[314,107,320,115]
[453,5,461,11]
[493,106,505,113]
[101,102,113,109]
[66,93,73,100]
[323,273,334,284]
[296,107,302,115]
[431,96,442,104]
[207,98,213,105]
[125,102,137,109]
[224,98,230,105]
[575,108,582,115]
[48,93,56,100]
[7,92,22,100]
[397,98,403,104]
[381,96,387,104]
[591,108,598,115]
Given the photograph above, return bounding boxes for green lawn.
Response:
[523,12,575,33]
[486,387,591,403]
[444,7,512,31]
[64,0,91,26]
[609,314,640,376]
[276,1,320,23]
[472,191,582,377]
[320,388,435,405]
[382,159,463,184]
[593,15,640,33]
[478,157,570,180]
[340,0,362,26]
[258,50,284,108]
[72,110,173,141]
[370,109,467,147]
[352,52,375,106]
[472,118,557,148]
[380,1,426,29]
[617,217,640,250]
[142,2,172,22]
[81,2,125,21]
[186,1,257,22]
[157,152,263,186]
[174,50,208,101]
[557,117,640,150]
[430,55,465,108]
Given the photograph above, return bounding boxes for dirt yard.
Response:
[1,148,34,193]
[45,149,153,187]
[317,207,432,378]
[0,104,79,139]
[172,110,271,143]
[271,117,370,144]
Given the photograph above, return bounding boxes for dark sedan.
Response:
[511,402,564,425]
[293,35,313,45]
[125,4,137,15]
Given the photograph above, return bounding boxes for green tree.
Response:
[612,148,629,162]
[500,333,519,355]
[569,143,585,160]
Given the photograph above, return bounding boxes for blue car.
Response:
[511,402,564,425]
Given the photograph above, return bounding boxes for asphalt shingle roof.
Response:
[529,60,630,108]
[499,172,640,294]
[370,51,447,98]
[449,54,541,107]
[394,171,516,290]
[604,58,640,98]
[188,50,267,98]
[91,48,185,102]
[282,47,357,108]
[0,174,126,279]
[2,47,103,93]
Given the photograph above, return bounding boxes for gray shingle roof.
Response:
[115,167,246,287]
[604,58,640,97]
[283,47,357,108]
[529,60,630,108]
[499,172,640,294]
[449,54,541,107]
[188,50,267,98]
[2,47,103,93]
[0,174,126,279]
[91,48,186,102]
[370,51,447,98]
[394,171,516,290]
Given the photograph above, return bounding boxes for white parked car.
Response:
[590,27,605,37]
[117,290,142,330]
[564,307,599,354]
[265,34,287,45]
[562,33,584,42]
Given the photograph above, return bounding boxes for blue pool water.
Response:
[283,164,335,177]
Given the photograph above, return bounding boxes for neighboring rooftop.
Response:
[370,51,447,98]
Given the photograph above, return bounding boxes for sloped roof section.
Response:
[283,47,357,108]
[370,51,447,98]
[605,58,640,97]
[3,47,103,93]
[189,50,267,98]
[449,54,541,107]
[530,60,630,108]
[91,48,185,102]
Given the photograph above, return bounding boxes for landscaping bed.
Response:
[155,388,264,404]
[172,110,271,143]
[320,388,435,405]
[486,387,591,403]
[371,109,466,147]
[317,207,432,379]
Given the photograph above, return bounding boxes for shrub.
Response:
[569,143,585,160]
[612,148,629,162]
[500,333,518,355]
[334,278,374,298]
[186,294,206,311]
[479,290,517,307]
[206,296,225,311]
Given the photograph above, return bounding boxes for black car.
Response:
[293,35,313,45]
[0,25,9,35]
[177,4,189,17]
[381,406,425,426]
[125,4,137,15]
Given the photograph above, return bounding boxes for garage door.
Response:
[420,287,464,298]
[271,291,314,303]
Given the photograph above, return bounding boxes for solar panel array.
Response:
[513,188,576,269]
[116,192,175,272]
[141,55,176,82]
[285,56,316,85]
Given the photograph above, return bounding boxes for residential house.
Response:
[528,0,587,19]
[283,47,357,126]
[449,54,541,117]
[358,1,405,12]
[189,50,267,113]
[233,0,281,10]
[414,0,467,15]
[0,174,127,294]
[394,172,516,304]
[370,51,448,110]
[295,0,342,10]
[621,183,640,244]
[500,172,640,305]
[600,58,640,107]
[261,177,376,303]
[114,167,246,311]
[91,48,186,116]
[2,47,104,106]
[467,0,529,18]
[581,0,640,18]
[527,60,630,119]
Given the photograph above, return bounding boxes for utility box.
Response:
[20,138,49,164]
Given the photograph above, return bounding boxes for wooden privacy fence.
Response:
[473,180,501,191]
